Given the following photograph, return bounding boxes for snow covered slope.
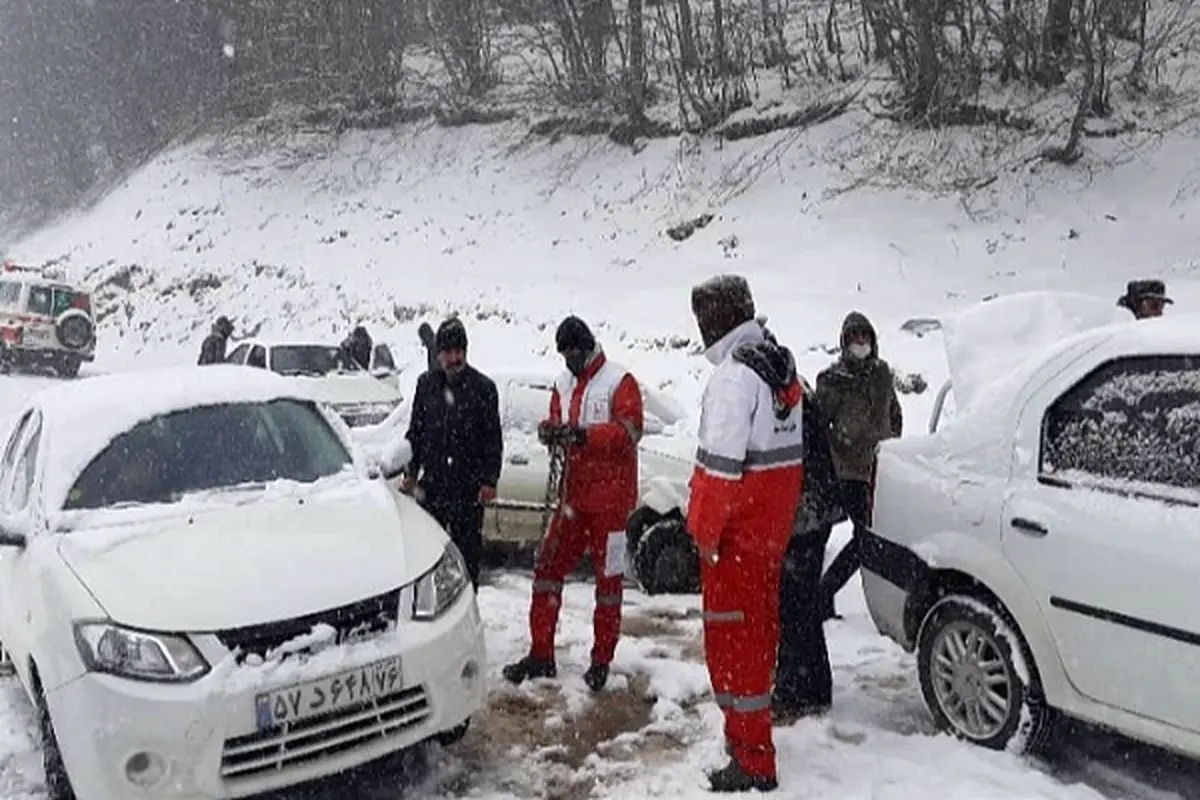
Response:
[5,108,1200,799]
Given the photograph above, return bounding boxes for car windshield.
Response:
[271,345,362,377]
[63,399,352,511]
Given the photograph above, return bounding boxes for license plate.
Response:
[254,656,403,731]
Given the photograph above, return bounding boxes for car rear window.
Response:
[25,285,90,317]
[63,399,353,511]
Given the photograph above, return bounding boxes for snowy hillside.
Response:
[5,102,1200,799]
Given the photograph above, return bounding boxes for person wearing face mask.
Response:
[814,311,903,622]
[401,317,503,589]
[502,315,644,693]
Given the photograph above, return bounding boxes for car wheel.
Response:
[632,518,700,595]
[35,688,76,800]
[625,507,661,555]
[916,594,1053,753]
[434,718,470,746]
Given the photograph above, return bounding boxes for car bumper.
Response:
[47,595,486,800]
[860,527,932,652]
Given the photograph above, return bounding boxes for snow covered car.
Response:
[0,366,484,800]
[0,260,96,378]
[861,291,1200,759]
[226,338,404,427]
[478,372,692,549]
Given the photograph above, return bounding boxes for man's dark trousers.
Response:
[423,497,484,590]
[774,525,833,712]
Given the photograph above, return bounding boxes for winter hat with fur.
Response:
[691,274,756,348]
[435,317,468,352]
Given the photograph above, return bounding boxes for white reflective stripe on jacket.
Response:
[694,320,804,480]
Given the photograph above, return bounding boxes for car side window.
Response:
[372,344,395,371]
[8,414,42,511]
[226,343,250,364]
[1040,355,1200,490]
[247,345,267,369]
[0,280,21,309]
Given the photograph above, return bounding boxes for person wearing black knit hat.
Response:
[503,314,644,693]
[687,273,807,793]
[401,316,503,589]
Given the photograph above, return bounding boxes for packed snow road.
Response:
[0,372,1195,800]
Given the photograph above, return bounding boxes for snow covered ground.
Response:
[5,105,1200,798]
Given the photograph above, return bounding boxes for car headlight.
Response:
[73,622,210,683]
[412,544,470,621]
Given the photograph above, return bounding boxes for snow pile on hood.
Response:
[939,291,1131,413]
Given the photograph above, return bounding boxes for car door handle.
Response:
[1010,517,1048,537]
[508,454,530,465]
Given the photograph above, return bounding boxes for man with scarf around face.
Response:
[688,275,806,793]
[402,317,503,589]
[503,315,644,693]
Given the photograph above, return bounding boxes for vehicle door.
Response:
[369,344,401,391]
[226,343,250,365]
[487,377,554,542]
[246,345,267,369]
[1001,354,1200,732]
[0,410,42,669]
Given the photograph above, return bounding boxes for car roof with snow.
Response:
[23,365,312,511]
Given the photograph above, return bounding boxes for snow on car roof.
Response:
[939,290,1132,415]
[30,365,307,512]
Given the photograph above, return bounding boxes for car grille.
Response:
[215,588,401,664]
[219,685,431,782]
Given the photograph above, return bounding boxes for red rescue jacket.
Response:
[547,351,643,514]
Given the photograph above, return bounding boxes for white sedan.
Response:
[863,291,1200,760]
[0,365,484,800]
[226,338,404,427]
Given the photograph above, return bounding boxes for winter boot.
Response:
[501,656,557,685]
[707,760,777,793]
[583,663,609,692]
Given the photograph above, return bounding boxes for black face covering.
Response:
[564,351,589,377]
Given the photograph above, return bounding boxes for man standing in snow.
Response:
[340,325,373,371]
[401,317,503,589]
[197,316,234,365]
[503,315,643,693]
[687,275,805,793]
[816,312,902,620]
[1117,279,1172,319]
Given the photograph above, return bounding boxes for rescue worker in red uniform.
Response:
[502,315,644,692]
[688,275,806,793]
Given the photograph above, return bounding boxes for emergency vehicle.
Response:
[0,260,96,378]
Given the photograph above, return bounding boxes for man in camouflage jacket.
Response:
[815,311,902,620]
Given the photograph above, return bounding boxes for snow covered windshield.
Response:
[62,399,352,511]
[271,345,362,377]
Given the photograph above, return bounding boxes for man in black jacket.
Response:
[341,325,373,371]
[198,316,233,365]
[402,318,503,588]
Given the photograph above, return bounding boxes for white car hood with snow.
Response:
[938,290,1131,414]
[284,372,402,407]
[55,480,444,632]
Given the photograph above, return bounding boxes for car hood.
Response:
[284,373,402,406]
[55,480,445,632]
[939,291,1130,413]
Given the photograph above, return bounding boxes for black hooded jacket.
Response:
[404,365,504,503]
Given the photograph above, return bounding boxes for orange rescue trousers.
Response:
[701,539,785,779]
[529,509,628,665]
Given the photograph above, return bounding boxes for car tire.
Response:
[434,718,470,746]
[632,517,700,595]
[625,507,661,556]
[916,594,1053,753]
[35,687,76,800]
